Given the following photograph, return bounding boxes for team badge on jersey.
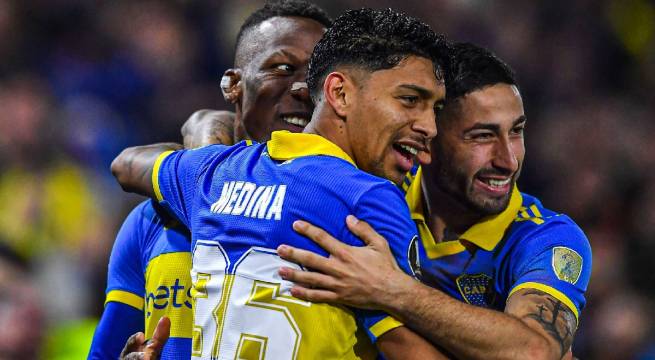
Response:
[456,274,494,307]
[552,246,583,284]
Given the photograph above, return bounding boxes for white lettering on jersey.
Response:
[210,181,286,220]
[266,185,286,220]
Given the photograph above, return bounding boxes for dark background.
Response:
[0,0,653,358]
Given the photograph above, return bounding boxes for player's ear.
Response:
[323,72,350,118]
[221,69,242,104]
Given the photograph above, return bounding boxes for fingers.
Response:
[120,332,146,359]
[278,266,338,290]
[123,353,144,360]
[345,215,386,247]
[277,245,336,275]
[144,317,171,360]
[289,285,339,303]
[292,220,345,254]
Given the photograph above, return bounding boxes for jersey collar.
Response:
[266,131,356,167]
[406,166,523,252]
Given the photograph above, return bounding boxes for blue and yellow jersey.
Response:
[154,131,417,360]
[403,166,592,323]
[91,199,193,360]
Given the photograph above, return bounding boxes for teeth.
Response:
[283,116,308,127]
[486,178,511,187]
[399,144,418,155]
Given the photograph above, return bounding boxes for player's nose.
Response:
[493,138,519,173]
[412,108,438,140]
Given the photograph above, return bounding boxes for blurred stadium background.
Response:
[0,0,653,358]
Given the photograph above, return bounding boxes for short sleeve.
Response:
[153,144,229,227]
[344,183,419,342]
[105,202,148,310]
[508,221,592,322]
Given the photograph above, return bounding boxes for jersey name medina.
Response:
[210,181,286,220]
[154,132,418,360]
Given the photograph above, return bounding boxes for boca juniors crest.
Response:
[456,273,494,307]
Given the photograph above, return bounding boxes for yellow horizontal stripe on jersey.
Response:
[152,150,175,202]
[105,290,144,311]
[369,316,404,339]
[508,282,579,323]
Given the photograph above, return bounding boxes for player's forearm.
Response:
[383,279,557,360]
[377,326,451,360]
[181,109,235,148]
[111,143,182,198]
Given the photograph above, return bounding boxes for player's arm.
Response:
[181,109,235,148]
[89,302,144,359]
[278,218,584,360]
[88,203,149,359]
[377,326,450,360]
[282,185,451,359]
[111,143,182,198]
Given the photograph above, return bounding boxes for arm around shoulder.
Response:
[111,143,182,198]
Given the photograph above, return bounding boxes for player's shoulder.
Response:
[508,192,590,256]
[172,140,259,167]
[124,199,189,260]
[295,155,403,202]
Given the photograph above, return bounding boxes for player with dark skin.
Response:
[108,2,331,359]
[112,8,451,360]
[276,45,582,360]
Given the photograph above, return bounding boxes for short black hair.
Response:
[445,42,517,101]
[235,0,332,52]
[306,8,448,102]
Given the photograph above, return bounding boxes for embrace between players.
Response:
[89,1,591,360]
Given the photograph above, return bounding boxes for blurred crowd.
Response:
[0,0,653,358]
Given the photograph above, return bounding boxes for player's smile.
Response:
[426,83,525,216]
[474,173,513,196]
[391,139,428,173]
[342,56,444,185]
[279,111,311,131]
[231,16,326,142]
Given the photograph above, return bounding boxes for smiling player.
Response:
[277,43,592,360]
[111,8,449,359]
[88,2,331,359]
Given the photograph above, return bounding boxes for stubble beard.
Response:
[433,155,515,217]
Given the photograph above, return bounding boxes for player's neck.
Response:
[423,178,484,242]
[233,110,247,143]
[304,105,355,161]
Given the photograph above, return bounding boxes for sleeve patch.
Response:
[552,246,583,285]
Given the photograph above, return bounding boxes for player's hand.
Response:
[277,215,414,309]
[120,317,171,360]
[181,109,235,149]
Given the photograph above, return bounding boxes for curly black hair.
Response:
[235,0,332,52]
[445,42,517,101]
[306,8,448,102]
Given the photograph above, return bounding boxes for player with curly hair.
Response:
[111,7,450,360]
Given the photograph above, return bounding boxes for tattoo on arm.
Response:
[210,113,235,144]
[521,290,576,357]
